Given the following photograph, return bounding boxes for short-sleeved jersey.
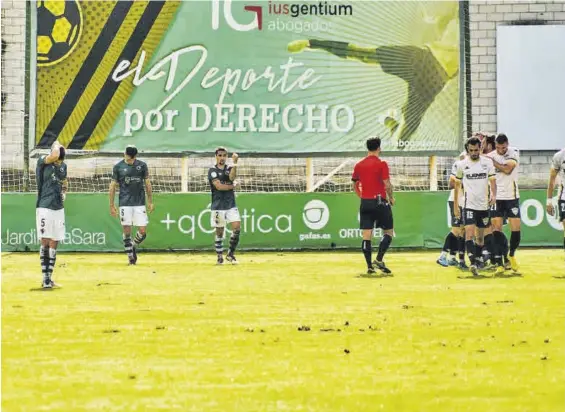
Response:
[36,156,67,210]
[112,159,148,207]
[352,156,389,200]
[486,147,520,200]
[448,152,466,204]
[208,165,236,210]
[455,156,495,211]
[552,148,565,200]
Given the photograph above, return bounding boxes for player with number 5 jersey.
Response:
[36,143,68,289]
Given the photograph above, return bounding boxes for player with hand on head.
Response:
[453,137,497,277]
[208,147,241,265]
[546,147,565,262]
[352,137,395,275]
[36,142,68,288]
[484,133,521,273]
[109,145,154,265]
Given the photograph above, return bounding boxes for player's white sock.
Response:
[215,236,223,256]
[439,251,447,259]
[48,248,57,278]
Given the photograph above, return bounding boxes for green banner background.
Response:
[102,1,461,154]
[2,191,562,252]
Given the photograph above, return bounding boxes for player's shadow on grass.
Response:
[552,275,565,279]
[29,287,60,292]
[357,273,394,279]
[494,272,523,278]
[457,274,491,280]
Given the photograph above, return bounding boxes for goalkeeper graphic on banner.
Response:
[288,2,458,148]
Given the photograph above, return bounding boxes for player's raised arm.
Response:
[229,153,239,182]
[44,145,63,164]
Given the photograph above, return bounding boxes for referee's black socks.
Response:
[377,234,393,262]
[361,240,372,268]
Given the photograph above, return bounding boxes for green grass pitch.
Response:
[2,250,565,411]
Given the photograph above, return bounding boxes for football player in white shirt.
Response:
[546,148,565,260]
[484,134,520,273]
[437,152,467,268]
[454,137,497,276]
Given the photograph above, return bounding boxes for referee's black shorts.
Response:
[359,198,393,230]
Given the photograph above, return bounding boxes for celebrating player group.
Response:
[34,139,565,287]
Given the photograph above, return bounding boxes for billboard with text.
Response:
[34,0,462,155]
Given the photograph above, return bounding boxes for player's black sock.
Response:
[123,235,134,260]
[228,230,240,255]
[458,236,465,261]
[509,231,521,257]
[492,231,505,265]
[215,236,223,256]
[40,245,49,280]
[465,240,476,265]
[484,233,494,259]
[442,232,456,254]
[361,240,372,268]
[502,232,509,260]
[133,231,146,247]
[309,40,351,58]
[48,248,57,278]
[449,232,459,256]
[377,234,392,262]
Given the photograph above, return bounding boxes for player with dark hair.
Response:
[546,147,565,262]
[208,147,241,265]
[352,137,395,275]
[36,143,68,288]
[288,3,458,147]
[454,137,497,277]
[484,133,521,274]
[109,145,154,265]
[437,150,467,268]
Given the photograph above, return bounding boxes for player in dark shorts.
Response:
[453,137,497,277]
[36,143,68,288]
[352,137,395,275]
[109,145,154,265]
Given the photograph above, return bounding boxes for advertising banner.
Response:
[2,191,562,252]
[34,0,461,155]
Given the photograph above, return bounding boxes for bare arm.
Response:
[384,179,394,204]
[492,159,517,175]
[44,147,61,164]
[229,153,239,181]
[145,178,153,205]
[489,177,497,204]
[213,180,234,191]
[448,175,456,189]
[454,181,461,211]
[109,180,117,216]
[547,167,558,199]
